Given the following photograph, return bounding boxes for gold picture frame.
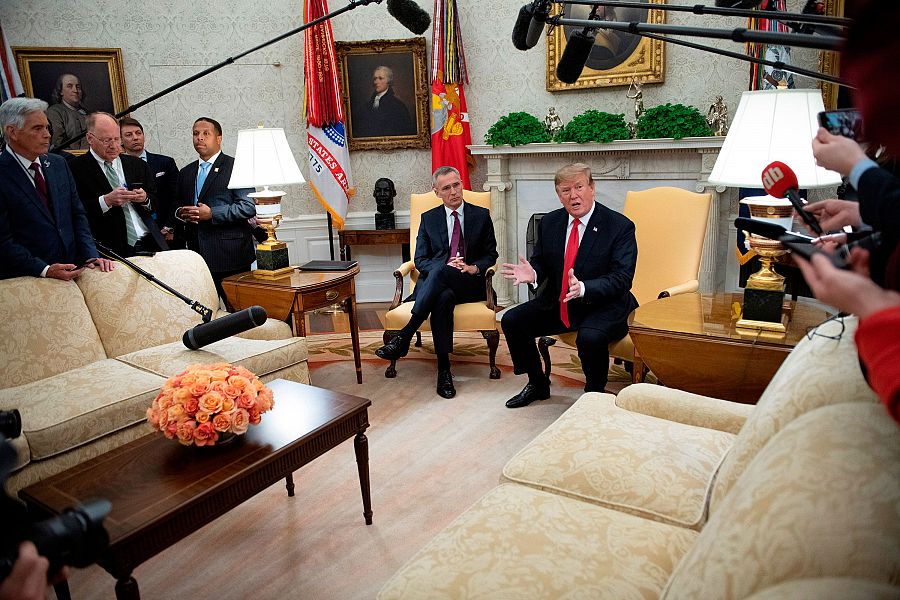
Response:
[817,0,844,110]
[13,46,129,154]
[336,38,430,152]
[547,0,666,91]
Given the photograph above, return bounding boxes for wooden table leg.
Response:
[354,431,373,525]
[115,574,140,600]
[285,472,296,497]
[347,290,362,384]
[291,296,306,338]
[53,581,72,600]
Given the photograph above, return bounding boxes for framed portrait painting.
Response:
[546,0,666,91]
[12,47,128,152]
[336,38,430,151]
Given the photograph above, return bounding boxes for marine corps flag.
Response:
[304,0,354,229]
[431,0,473,189]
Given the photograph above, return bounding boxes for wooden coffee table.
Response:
[19,380,372,600]
[629,292,831,403]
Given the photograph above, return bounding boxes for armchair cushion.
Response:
[378,483,697,600]
[501,393,734,529]
[384,300,497,332]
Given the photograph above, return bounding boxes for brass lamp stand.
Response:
[736,234,789,333]
[250,188,294,280]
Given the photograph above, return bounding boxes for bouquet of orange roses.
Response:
[147,363,274,446]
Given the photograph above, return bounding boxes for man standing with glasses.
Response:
[70,112,168,257]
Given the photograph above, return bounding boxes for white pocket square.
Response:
[156,171,166,177]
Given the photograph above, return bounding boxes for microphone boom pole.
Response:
[53,0,386,153]
[96,243,214,323]
[549,15,844,50]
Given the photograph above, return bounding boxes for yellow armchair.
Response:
[382,189,500,379]
[539,186,712,384]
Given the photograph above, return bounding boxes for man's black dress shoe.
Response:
[376,335,411,361]
[436,370,456,398]
[505,381,551,408]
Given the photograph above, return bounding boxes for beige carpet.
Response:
[62,351,589,600]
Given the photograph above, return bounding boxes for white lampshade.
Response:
[709,89,841,189]
[228,127,306,189]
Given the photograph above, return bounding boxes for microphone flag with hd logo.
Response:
[431,0,474,190]
[304,0,355,229]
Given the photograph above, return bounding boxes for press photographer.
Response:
[0,409,111,600]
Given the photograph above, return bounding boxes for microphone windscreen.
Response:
[525,1,550,49]
[386,0,431,35]
[760,161,800,199]
[512,5,535,51]
[183,306,268,350]
[556,30,595,84]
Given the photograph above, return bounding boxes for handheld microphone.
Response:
[386,0,431,35]
[512,4,535,50]
[761,161,823,235]
[556,29,595,83]
[183,306,268,350]
[525,0,552,49]
[734,217,813,244]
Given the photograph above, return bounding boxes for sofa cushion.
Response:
[711,317,879,507]
[378,483,698,600]
[0,359,166,460]
[0,276,107,388]
[76,250,220,358]
[502,393,734,529]
[116,336,308,379]
[616,384,754,435]
[663,403,900,599]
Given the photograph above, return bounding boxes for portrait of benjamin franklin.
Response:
[561,1,649,72]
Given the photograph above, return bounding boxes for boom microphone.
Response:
[183,306,268,350]
[556,29,596,83]
[734,217,813,244]
[715,0,763,7]
[386,0,431,35]
[526,0,552,49]
[761,161,823,235]
[512,4,535,50]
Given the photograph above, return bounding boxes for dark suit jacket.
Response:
[413,202,498,283]
[0,151,98,278]
[857,166,900,286]
[70,152,166,256]
[173,153,256,273]
[146,151,179,226]
[530,202,638,329]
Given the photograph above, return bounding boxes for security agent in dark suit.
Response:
[501,163,638,408]
[70,113,168,259]
[376,166,499,398]
[172,117,256,301]
[0,97,114,280]
[119,117,179,238]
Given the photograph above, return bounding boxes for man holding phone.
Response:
[70,112,169,257]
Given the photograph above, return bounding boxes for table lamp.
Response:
[709,89,840,332]
[228,126,306,279]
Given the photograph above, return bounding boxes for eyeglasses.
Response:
[88,132,121,146]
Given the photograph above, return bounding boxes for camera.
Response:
[0,410,111,584]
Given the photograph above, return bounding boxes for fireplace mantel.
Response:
[469,137,728,305]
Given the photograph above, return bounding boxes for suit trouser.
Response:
[411,265,485,354]
[501,300,629,392]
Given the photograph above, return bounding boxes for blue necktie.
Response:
[195,161,211,204]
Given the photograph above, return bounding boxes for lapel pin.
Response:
[43,159,50,168]
[214,167,219,173]
[592,226,598,232]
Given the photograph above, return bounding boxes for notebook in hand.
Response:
[297,260,358,271]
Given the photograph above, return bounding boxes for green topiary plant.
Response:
[555,110,630,143]
[635,103,713,140]
[484,112,551,146]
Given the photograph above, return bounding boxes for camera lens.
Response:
[30,499,111,572]
[0,410,21,439]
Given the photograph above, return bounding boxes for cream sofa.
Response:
[0,250,310,493]
[379,317,900,599]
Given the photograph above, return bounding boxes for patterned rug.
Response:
[306,330,654,391]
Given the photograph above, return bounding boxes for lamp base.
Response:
[253,243,293,279]
[252,266,296,280]
[738,287,786,333]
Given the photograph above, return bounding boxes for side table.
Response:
[222,267,363,383]
[339,228,410,262]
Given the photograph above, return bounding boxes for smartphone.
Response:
[780,236,848,269]
[817,108,864,141]
[126,182,144,190]
[71,257,97,270]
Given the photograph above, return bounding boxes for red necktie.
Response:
[560,218,580,328]
[29,161,50,211]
